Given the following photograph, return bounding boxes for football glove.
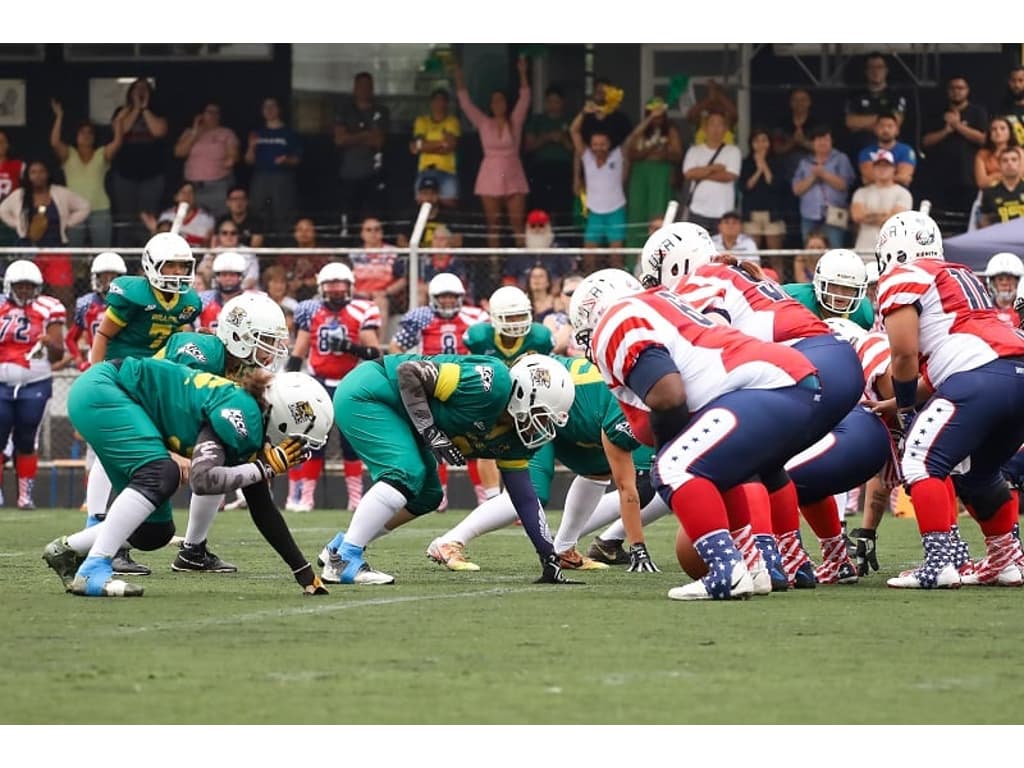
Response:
[849,527,878,577]
[627,542,660,573]
[303,575,329,596]
[535,553,584,585]
[422,425,466,466]
[257,437,309,479]
[326,329,382,360]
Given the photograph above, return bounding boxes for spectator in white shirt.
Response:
[681,109,741,233]
[711,210,761,263]
[575,128,628,271]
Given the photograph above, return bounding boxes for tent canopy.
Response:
[943,218,1024,273]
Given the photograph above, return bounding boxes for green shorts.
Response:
[67,362,174,524]
[584,206,626,246]
[333,362,443,515]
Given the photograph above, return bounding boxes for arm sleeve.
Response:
[396,359,441,433]
[625,346,679,402]
[501,467,554,560]
[241,481,317,587]
[189,425,265,496]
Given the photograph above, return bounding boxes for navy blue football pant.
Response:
[0,379,52,455]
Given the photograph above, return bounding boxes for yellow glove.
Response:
[258,437,308,478]
[303,575,329,596]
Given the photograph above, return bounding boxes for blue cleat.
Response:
[69,555,144,597]
[793,560,818,589]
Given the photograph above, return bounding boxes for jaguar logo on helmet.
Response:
[288,400,316,424]
[530,367,552,388]
[225,306,247,327]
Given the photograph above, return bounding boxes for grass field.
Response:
[3,506,1023,725]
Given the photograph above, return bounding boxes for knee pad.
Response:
[758,468,791,494]
[958,479,1011,521]
[127,520,176,551]
[128,458,181,507]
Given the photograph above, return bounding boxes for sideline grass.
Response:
[3,507,1022,724]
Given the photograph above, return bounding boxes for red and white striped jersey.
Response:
[392,305,489,355]
[592,287,817,420]
[855,331,891,401]
[294,297,381,380]
[672,263,830,343]
[0,294,66,380]
[995,305,1021,329]
[878,259,1024,388]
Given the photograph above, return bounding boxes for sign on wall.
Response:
[0,79,26,126]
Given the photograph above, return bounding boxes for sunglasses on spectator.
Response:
[363,226,382,232]
[219,229,239,235]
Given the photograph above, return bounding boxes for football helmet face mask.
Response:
[489,286,532,337]
[317,262,355,309]
[141,232,196,294]
[3,260,43,306]
[568,269,643,358]
[813,249,868,314]
[428,273,465,319]
[90,251,127,294]
[875,211,943,276]
[264,372,334,450]
[639,222,717,289]
[212,251,248,296]
[216,293,290,373]
[506,355,575,449]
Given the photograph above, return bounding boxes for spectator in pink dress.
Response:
[453,55,531,248]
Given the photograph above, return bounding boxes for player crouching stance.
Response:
[43,360,333,597]
[320,353,576,585]
[571,269,826,600]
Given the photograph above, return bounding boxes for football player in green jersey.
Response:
[43,361,333,598]
[782,248,875,330]
[318,354,577,585]
[426,355,660,573]
[83,232,203,576]
[152,292,291,572]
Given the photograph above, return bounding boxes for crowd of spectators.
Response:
[2,52,1024,321]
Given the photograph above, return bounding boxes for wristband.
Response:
[286,355,303,373]
[892,377,917,411]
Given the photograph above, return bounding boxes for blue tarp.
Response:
[943,218,1024,272]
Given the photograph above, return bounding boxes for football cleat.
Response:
[321,543,394,585]
[793,561,818,589]
[586,536,631,566]
[69,556,144,597]
[960,563,1024,587]
[814,557,859,585]
[750,561,773,596]
[887,563,961,589]
[667,561,754,601]
[171,541,238,573]
[426,539,480,572]
[42,536,85,590]
[112,548,151,576]
[535,554,584,585]
[556,547,608,570]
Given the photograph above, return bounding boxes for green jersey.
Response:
[462,321,553,365]
[782,281,875,330]
[153,332,226,374]
[381,353,531,469]
[114,357,264,462]
[104,275,202,360]
[552,355,640,453]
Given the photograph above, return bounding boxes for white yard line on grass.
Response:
[109,585,549,636]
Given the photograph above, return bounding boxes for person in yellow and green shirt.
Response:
[410,89,460,207]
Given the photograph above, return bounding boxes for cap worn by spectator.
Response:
[870,148,895,164]
[719,210,742,222]
[527,209,550,227]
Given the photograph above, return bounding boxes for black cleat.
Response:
[171,540,238,573]
[587,536,631,566]
[112,548,151,576]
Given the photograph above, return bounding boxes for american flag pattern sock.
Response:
[912,532,954,588]
[776,530,812,584]
[730,525,759,571]
[693,530,743,599]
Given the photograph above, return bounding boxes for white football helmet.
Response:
[489,285,532,337]
[568,268,643,354]
[3,260,43,306]
[141,232,195,293]
[507,355,575,449]
[639,222,717,289]
[212,251,248,295]
[264,372,334,450]
[864,260,880,285]
[217,293,290,373]
[984,251,1024,304]
[90,251,127,294]
[875,211,943,276]
[317,262,354,308]
[823,316,868,346]
[813,249,868,314]
[428,272,465,319]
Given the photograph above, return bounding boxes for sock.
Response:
[692,530,744,598]
[467,460,481,486]
[287,471,302,503]
[597,493,672,541]
[344,482,407,548]
[832,492,848,522]
[344,460,364,510]
[909,477,952,534]
[944,476,958,524]
[484,486,501,499]
[89,488,157,559]
[85,459,113,522]
[721,485,755,531]
[669,478,729,541]
[440,493,517,545]
[300,477,317,508]
[976,493,1018,537]
[68,524,101,554]
[304,456,325,482]
[729,523,760,571]
[184,493,222,546]
[768,480,801,537]
[17,476,34,506]
[553,476,609,553]
[16,454,37,504]
[744,483,773,536]
[437,463,448,492]
[801,497,843,540]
